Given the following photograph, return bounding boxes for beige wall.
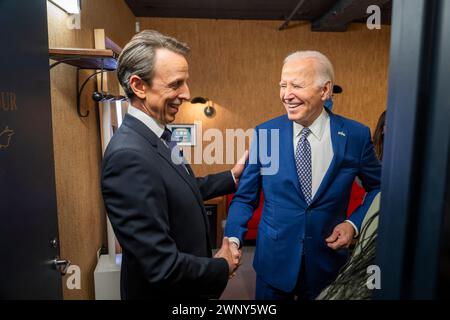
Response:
[138,18,390,176]
[47,0,135,299]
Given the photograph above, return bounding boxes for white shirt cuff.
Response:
[228,237,240,248]
[345,220,359,238]
[230,170,237,184]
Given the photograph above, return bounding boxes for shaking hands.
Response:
[214,237,242,279]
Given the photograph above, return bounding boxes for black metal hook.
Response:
[76,59,108,117]
[51,57,118,118]
[76,68,109,117]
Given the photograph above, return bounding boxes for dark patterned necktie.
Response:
[295,127,312,205]
[161,127,177,151]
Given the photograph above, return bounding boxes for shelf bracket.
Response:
[49,49,120,118]
[76,72,106,117]
[50,57,110,118]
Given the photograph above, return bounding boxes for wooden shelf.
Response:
[48,35,123,118]
[49,48,119,70]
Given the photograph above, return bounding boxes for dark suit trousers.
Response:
[255,256,314,300]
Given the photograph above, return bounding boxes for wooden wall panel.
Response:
[138,18,390,176]
[47,0,135,299]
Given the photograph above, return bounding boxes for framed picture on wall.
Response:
[167,124,196,146]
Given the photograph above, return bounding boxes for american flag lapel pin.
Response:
[338,131,346,137]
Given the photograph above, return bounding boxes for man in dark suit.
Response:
[225,51,381,300]
[101,30,244,299]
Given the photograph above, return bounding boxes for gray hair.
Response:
[283,50,335,89]
[117,30,190,99]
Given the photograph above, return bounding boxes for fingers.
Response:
[221,237,230,250]
[231,251,240,260]
[216,237,242,276]
[326,225,345,249]
[238,150,249,164]
[229,242,242,260]
[325,229,339,243]
[233,256,241,267]
[232,150,249,181]
[230,246,242,274]
[327,237,346,249]
[216,238,244,277]
[229,260,242,279]
[214,237,230,259]
[327,222,356,249]
[326,232,352,250]
[233,251,242,261]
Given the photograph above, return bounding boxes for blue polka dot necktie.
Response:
[295,127,312,205]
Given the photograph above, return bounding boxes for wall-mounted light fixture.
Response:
[48,0,81,14]
[191,96,216,118]
[333,84,343,94]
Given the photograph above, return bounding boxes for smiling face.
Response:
[143,48,191,125]
[279,57,331,127]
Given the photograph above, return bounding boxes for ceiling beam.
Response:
[311,0,391,32]
[278,0,306,30]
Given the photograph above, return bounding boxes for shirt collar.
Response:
[293,108,329,141]
[127,104,165,138]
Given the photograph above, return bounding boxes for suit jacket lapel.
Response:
[122,114,205,209]
[123,114,213,249]
[156,145,212,247]
[311,111,347,205]
[156,142,205,207]
[168,154,212,249]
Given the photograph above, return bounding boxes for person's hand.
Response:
[325,221,355,250]
[231,150,249,184]
[214,237,240,277]
[229,241,242,261]
[228,241,242,278]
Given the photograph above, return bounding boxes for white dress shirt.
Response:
[229,109,358,248]
[293,109,358,236]
[293,109,333,199]
[127,105,165,139]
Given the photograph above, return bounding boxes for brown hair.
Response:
[373,110,386,161]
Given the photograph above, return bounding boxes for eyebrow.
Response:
[168,79,183,86]
[279,79,305,85]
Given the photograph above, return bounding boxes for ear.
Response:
[129,75,148,99]
[321,81,332,101]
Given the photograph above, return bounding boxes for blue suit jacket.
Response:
[224,110,381,296]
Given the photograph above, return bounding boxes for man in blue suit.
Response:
[224,51,381,300]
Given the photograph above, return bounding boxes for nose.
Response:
[282,87,295,101]
[179,83,191,102]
